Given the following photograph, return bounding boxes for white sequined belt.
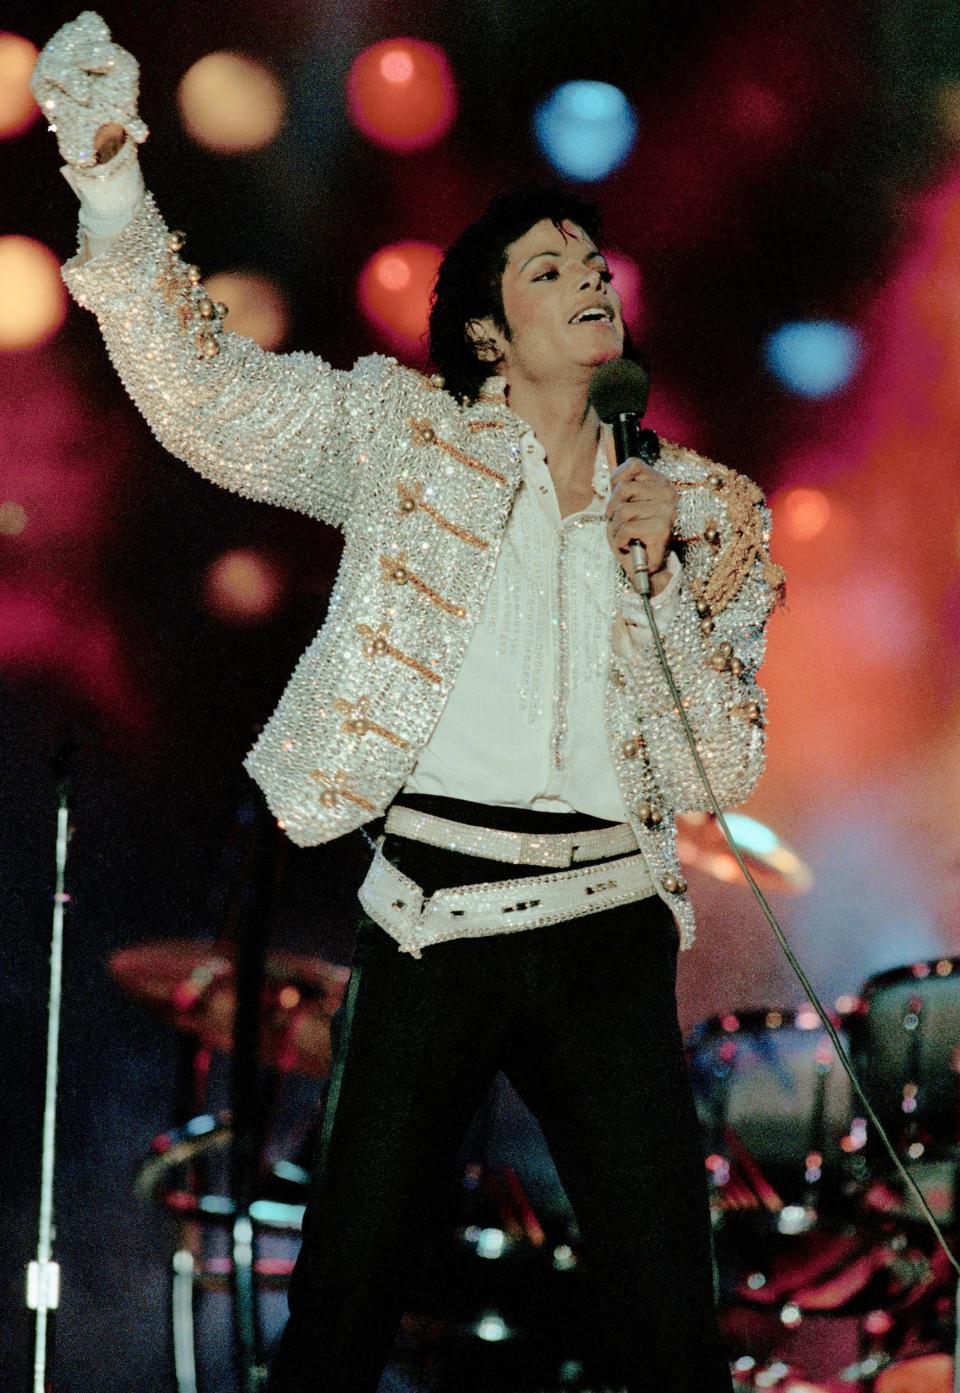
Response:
[384,805,639,868]
[358,839,656,958]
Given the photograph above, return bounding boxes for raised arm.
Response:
[33,11,390,533]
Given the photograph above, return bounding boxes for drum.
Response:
[686,1006,859,1221]
[852,958,960,1165]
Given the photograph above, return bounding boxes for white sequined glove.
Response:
[30,10,148,169]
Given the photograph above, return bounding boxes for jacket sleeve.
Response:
[617,486,781,814]
[61,191,393,532]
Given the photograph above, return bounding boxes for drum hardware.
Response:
[676,811,813,895]
[108,938,348,1079]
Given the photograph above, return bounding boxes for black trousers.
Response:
[268,798,731,1393]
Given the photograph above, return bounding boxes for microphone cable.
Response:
[631,547,960,1283]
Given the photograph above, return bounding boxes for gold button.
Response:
[167,230,186,252]
[454,605,466,618]
[729,656,744,676]
[372,637,388,655]
[703,521,720,544]
[622,738,640,759]
[320,790,338,807]
[392,566,408,584]
[718,641,733,658]
[662,874,679,893]
[186,264,202,284]
[706,472,723,488]
[201,337,220,359]
[695,599,712,618]
[198,298,215,320]
[400,498,416,514]
[700,618,714,636]
[214,301,229,319]
[745,701,761,723]
[636,803,653,825]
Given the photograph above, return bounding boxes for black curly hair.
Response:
[428,185,606,404]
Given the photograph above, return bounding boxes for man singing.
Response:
[34,13,782,1392]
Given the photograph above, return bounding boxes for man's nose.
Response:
[577,266,603,290]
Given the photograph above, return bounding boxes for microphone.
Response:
[588,359,662,596]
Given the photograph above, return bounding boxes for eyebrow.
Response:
[518,247,607,272]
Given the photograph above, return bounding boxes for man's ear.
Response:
[465,317,506,364]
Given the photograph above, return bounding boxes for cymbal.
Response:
[676,811,813,894]
[109,938,350,1078]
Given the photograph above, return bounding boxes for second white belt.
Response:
[358,839,656,958]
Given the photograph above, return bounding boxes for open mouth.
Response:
[569,305,615,325]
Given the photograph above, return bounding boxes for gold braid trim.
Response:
[308,769,375,812]
[467,420,507,432]
[334,697,409,749]
[356,623,442,686]
[396,482,488,549]
[408,417,507,485]
[379,552,467,618]
[687,467,785,616]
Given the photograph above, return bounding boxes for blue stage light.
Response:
[533,81,637,182]
[764,320,862,399]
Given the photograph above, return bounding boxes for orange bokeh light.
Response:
[0,32,39,139]
[203,548,283,624]
[358,241,443,354]
[776,486,831,542]
[0,236,67,349]
[347,38,456,152]
[203,271,289,351]
[177,52,285,154]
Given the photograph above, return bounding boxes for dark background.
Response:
[3,1,960,1389]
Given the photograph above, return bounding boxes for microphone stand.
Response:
[26,743,76,1393]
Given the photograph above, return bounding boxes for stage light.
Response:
[177,52,285,154]
[0,236,67,349]
[474,1311,510,1342]
[203,548,283,623]
[937,82,960,144]
[0,32,38,139]
[605,251,643,334]
[358,240,442,354]
[0,501,26,536]
[533,81,637,182]
[728,79,785,139]
[776,487,831,542]
[347,38,456,152]
[202,271,289,350]
[764,320,861,398]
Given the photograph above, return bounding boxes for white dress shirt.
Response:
[403,429,682,821]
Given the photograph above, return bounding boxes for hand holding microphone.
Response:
[589,360,676,596]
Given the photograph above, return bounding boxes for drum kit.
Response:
[107,813,960,1393]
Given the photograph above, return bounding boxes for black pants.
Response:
[268,799,731,1393]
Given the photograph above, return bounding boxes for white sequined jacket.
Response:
[63,192,783,948]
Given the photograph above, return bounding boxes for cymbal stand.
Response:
[25,757,73,1393]
[229,800,281,1393]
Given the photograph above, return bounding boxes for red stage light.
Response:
[347,38,456,152]
[358,241,443,355]
[604,251,643,334]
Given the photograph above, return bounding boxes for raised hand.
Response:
[30,10,148,169]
